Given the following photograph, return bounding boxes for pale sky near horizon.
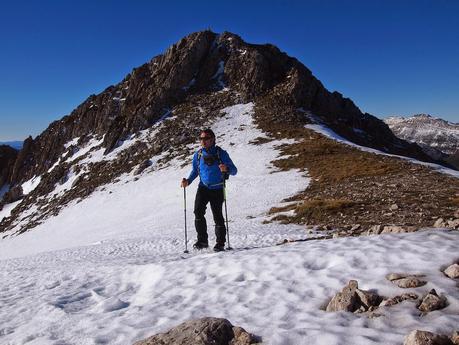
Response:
[1,0,458,141]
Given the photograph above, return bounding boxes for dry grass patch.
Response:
[268,203,297,214]
[295,199,355,218]
[272,133,405,182]
[269,199,356,224]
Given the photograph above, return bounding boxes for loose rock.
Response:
[367,224,383,235]
[380,293,419,307]
[403,330,453,345]
[434,218,459,229]
[447,219,459,229]
[326,280,360,312]
[350,224,361,231]
[444,264,459,279]
[386,273,427,288]
[326,280,382,313]
[132,317,260,345]
[434,218,445,228]
[355,289,382,309]
[386,273,408,281]
[418,289,447,313]
[390,203,399,211]
[393,277,427,288]
[381,225,418,234]
[451,331,459,345]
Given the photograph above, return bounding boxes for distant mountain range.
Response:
[384,114,459,164]
[0,141,23,150]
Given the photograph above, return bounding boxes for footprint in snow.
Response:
[44,281,60,290]
[100,297,130,312]
[51,291,93,313]
[0,327,14,336]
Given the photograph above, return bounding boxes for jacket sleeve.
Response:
[187,152,199,184]
[221,150,237,176]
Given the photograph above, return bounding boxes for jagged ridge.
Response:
[3,30,439,188]
[1,30,453,234]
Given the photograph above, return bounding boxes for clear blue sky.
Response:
[1,0,458,141]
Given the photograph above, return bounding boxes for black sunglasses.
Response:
[199,136,213,141]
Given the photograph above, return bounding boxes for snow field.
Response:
[1,103,458,344]
[0,230,458,345]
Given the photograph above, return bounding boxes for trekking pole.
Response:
[223,176,232,250]
[183,185,189,253]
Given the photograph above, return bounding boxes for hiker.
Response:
[181,129,237,251]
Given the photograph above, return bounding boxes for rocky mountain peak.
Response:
[3,30,439,187]
[2,30,456,235]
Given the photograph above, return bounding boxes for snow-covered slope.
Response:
[0,103,308,258]
[1,105,458,345]
[384,114,459,155]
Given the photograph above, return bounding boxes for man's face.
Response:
[199,133,214,149]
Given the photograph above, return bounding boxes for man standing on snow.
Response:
[181,129,237,252]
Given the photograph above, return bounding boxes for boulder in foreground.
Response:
[133,317,261,345]
[418,289,447,313]
[444,263,459,279]
[326,280,382,313]
[403,330,454,345]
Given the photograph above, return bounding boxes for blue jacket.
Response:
[187,145,237,189]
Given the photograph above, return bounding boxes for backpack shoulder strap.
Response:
[216,146,230,180]
[197,149,203,175]
[215,146,223,164]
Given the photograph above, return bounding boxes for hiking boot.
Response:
[213,243,225,252]
[193,241,209,250]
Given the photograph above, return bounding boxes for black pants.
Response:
[194,185,226,245]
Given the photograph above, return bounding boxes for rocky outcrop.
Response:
[132,317,261,345]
